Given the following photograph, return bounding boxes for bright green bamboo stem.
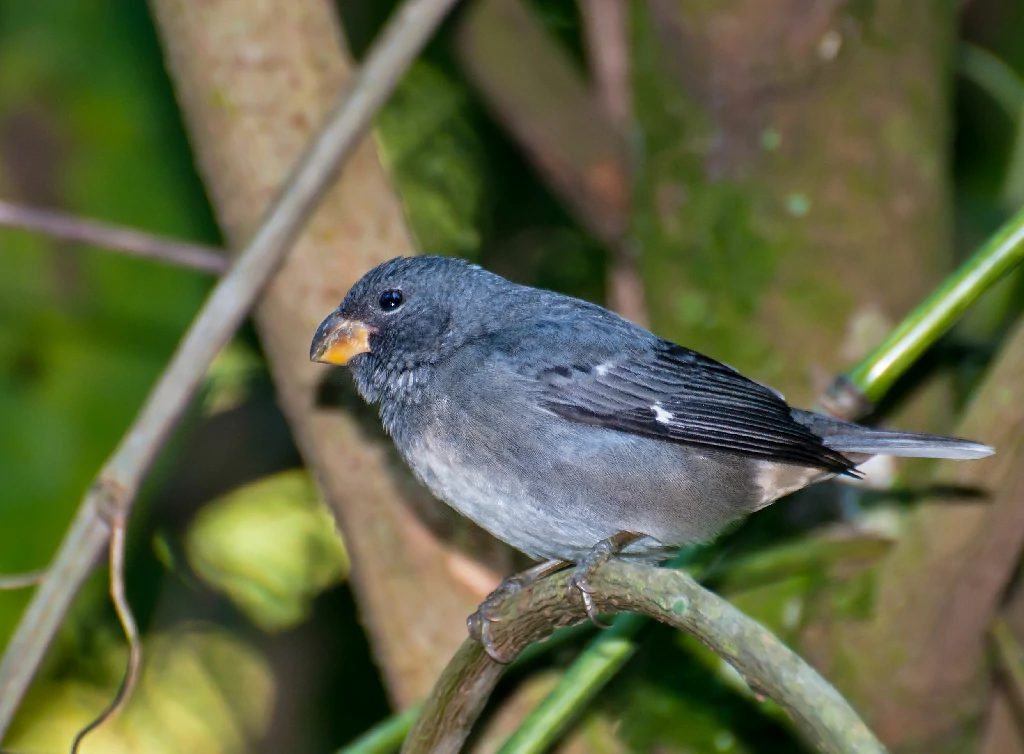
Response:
[497,614,645,754]
[846,203,1024,401]
[337,705,422,754]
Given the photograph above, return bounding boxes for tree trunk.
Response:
[633,0,953,409]
[148,0,505,707]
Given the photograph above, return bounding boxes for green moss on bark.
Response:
[631,0,953,408]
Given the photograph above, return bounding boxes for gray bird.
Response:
[310,256,993,643]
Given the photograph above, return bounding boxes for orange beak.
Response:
[309,313,373,365]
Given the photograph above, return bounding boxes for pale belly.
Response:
[396,397,763,563]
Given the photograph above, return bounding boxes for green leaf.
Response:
[7,626,273,753]
[186,470,349,632]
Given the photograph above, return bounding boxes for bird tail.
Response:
[790,409,994,460]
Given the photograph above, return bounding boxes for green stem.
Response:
[336,705,422,754]
[497,614,646,754]
[846,203,1024,402]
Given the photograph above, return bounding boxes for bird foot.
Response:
[568,531,642,627]
[468,558,568,663]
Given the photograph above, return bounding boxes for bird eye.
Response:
[378,289,404,311]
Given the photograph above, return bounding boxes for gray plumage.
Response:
[311,256,994,564]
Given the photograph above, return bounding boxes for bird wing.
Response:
[534,341,857,475]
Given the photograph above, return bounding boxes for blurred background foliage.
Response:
[1,0,1023,752]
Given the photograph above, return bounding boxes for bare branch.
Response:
[70,517,141,754]
[0,0,461,735]
[404,561,887,754]
[0,199,227,274]
[0,572,45,590]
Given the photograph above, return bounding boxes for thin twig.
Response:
[336,705,422,754]
[0,199,227,274]
[403,561,887,754]
[0,572,45,590]
[69,517,140,753]
[0,0,460,736]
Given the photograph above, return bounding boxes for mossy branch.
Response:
[403,561,887,754]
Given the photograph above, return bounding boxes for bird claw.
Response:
[567,531,643,628]
[467,536,638,653]
[467,597,515,664]
[568,570,609,628]
[467,559,568,664]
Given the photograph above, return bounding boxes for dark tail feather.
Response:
[790,409,994,461]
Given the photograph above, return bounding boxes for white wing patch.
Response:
[652,403,673,423]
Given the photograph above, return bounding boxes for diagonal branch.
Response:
[403,561,887,754]
[0,0,460,736]
[0,199,227,274]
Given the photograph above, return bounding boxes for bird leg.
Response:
[569,531,643,628]
[468,557,570,663]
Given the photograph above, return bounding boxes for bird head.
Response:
[310,256,511,400]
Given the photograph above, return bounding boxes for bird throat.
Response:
[354,357,432,438]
